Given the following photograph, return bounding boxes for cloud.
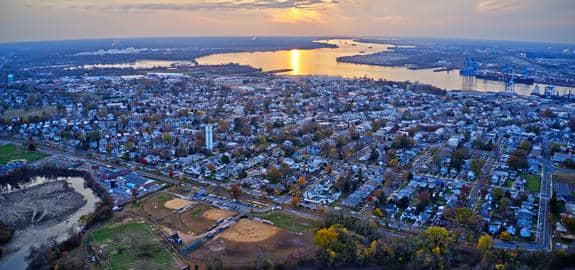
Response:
[371,15,408,25]
[270,7,323,23]
[475,0,522,13]
[102,0,339,12]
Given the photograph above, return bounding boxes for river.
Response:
[0,176,100,270]
[198,39,572,96]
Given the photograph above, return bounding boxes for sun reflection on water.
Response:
[290,49,300,75]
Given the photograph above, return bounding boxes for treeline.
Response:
[310,211,575,270]
[0,165,113,269]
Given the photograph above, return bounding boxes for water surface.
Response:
[198,39,572,96]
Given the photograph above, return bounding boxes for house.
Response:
[553,152,573,163]
[520,227,531,238]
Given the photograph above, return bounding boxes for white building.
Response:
[205,124,214,152]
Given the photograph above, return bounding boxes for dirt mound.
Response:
[219,219,278,243]
[164,198,192,210]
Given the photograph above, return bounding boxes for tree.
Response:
[373,208,384,217]
[500,231,512,242]
[418,190,431,205]
[508,149,528,171]
[162,132,172,144]
[207,163,216,173]
[266,166,282,183]
[450,148,469,171]
[221,154,231,164]
[393,135,415,149]
[325,163,333,174]
[257,135,267,146]
[290,191,301,207]
[540,108,553,118]
[470,159,486,177]
[477,234,493,252]
[421,226,451,255]
[563,216,575,233]
[218,120,229,132]
[314,225,339,249]
[27,137,37,151]
[0,221,15,244]
[431,152,441,169]
[231,183,241,199]
[396,196,409,209]
[297,176,306,189]
[238,170,248,179]
[518,140,532,152]
[369,147,379,162]
[492,187,505,200]
[130,188,139,203]
[568,118,575,130]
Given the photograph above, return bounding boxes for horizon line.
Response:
[1,34,575,47]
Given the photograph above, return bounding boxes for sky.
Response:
[0,0,574,44]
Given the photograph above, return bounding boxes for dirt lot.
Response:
[141,194,235,238]
[179,205,220,234]
[164,198,193,210]
[203,209,234,221]
[188,218,315,268]
[219,219,278,242]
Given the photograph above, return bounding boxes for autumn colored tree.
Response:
[418,190,431,205]
[477,234,493,252]
[290,192,301,207]
[130,188,139,203]
[297,176,306,189]
[314,225,339,248]
[421,226,452,255]
[231,183,241,199]
[325,163,333,174]
[499,231,512,242]
[373,208,384,217]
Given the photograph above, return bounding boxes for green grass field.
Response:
[522,173,541,193]
[251,211,321,233]
[154,193,173,205]
[0,143,47,165]
[88,222,174,270]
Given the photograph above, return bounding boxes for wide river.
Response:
[198,39,572,96]
[0,176,100,270]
